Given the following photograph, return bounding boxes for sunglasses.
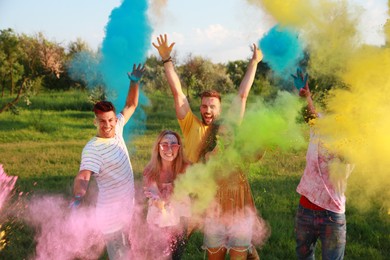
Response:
[159,142,180,151]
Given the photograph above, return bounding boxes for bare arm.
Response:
[230,44,263,122]
[292,68,317,117]
[72,169,92,198]
[153,34,190,120]
[121,63,145,123]
[301,87,317,117]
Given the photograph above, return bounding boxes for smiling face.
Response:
[95,111,118,138]
[200,96,221,125]
[159,134,180,162]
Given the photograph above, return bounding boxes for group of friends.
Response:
[71,34,353,260]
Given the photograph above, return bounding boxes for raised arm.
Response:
[153,34,190,120]
[121,63,145,123]
[292,68,317,117]
[230,44,263,122]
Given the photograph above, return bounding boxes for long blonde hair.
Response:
[143,130,189,185]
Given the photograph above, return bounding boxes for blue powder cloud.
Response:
[99,0,152,140]
[68,51,103,88]
[259,25,304,80]
[68,0,152,141]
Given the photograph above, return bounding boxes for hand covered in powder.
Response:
[127,63,146,83]
[291,67,308,90]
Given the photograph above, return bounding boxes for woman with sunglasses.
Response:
[143,130,191,259]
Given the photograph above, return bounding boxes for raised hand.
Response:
[127,63,146,83]
[251,43,263,63]
[291,67,310,97]
[152,34,175,61]
[291,67,308,90]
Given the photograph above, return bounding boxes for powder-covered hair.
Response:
[93,101,116,115]
[143,130,190,186]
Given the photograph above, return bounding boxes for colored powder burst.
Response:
[0,164,17,212]
[68,0,153,141]
[100,0,153,140]
[259,25,304,80]
[253,0,360,80]
[247,0,312,27]
[24,195,105,259]
[316,45,390,212]
[173,91,306,221]
[250,0,389,213]
[68,51,103,89]
[0,165,17,253]
[236,91,306,153]
[304,2,360,80]
[172,91,305,247]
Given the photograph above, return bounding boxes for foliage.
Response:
[67,50,103,91]
[0,78,34,115]
[0,28,24,97]
[141,55,168,93]
[0,28,360,118]
[0,29,104,114]
[179,54,234,99]
[66,38,92,58]
[0,30,62,113]
[88,86,108,104]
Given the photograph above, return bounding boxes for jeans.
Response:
[295,205,346,260]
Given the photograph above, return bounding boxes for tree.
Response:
[0,29,24,96]
[38,37,63,79]
[67,49,103,91]
[142,55,169,93]
[0,31,66,113]
[180,54,234,99]
[67,38,92,58]
[226,60,246,88]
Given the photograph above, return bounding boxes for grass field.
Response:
[0,90,389,259]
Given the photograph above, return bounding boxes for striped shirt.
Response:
[80,113,134,234]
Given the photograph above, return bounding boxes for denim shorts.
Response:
[295,204,346,260]
[203,214,254,250]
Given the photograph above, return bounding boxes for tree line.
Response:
[2,28,342,115]
[0,28,281,114]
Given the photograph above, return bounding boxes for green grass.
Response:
[0,90,389,259]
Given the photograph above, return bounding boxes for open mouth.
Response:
[203,114,213,123]
[162,152,175,161]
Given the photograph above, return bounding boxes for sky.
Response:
[0,0,388,63]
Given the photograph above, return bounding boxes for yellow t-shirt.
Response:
[178,111,209,163]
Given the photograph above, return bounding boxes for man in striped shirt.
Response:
[72,64,145,260]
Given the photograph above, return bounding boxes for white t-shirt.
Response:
[80,113,134,234]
